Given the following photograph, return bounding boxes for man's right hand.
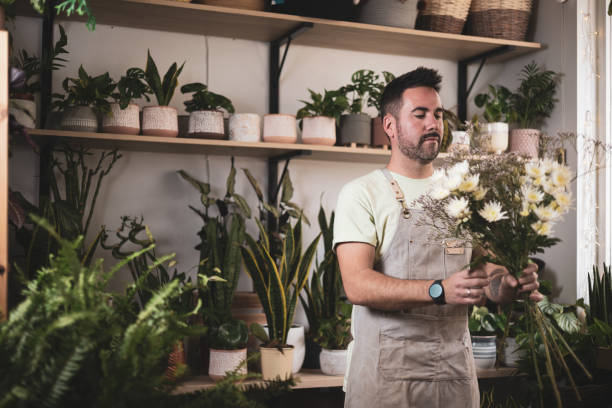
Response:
[442,268,489,305]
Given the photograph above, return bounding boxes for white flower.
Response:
[444,173,463,191]
[520,202,530,217]
[429,187,450,200]
[459,174,480,193]
[478,201,508,222]
[449,160,469,177]
[473,187,488,201]
[445,196,470,219]
[533,205,561,222]
[431,168,445,183]
[542,179,557,195]
[554,191,572,211]
[525,161,545,179]
[521,185,544,204]
[551,166,572,187]
[532,221,553,236]
[541,158,556,174]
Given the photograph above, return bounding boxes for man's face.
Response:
[387,87,443,164]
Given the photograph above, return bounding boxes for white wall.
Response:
[9,1,580,318]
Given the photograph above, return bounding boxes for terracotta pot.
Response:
[197,0,266,10]
[231,292,267,353]
[188,110,225,139]
[301,116,336,146]
[510,128,540,159]
[263,114,297,143]
[319,348,348,376]
[371,116,389,147]
[101,103,140,135]
[166,341,186,381]
[61,106,98,132]
[339,113,371,145]
[208,348,247,381]
[471,335,497,369]
[10,94,36,128]
[229,113,260,142]
[260,346,294,380]
[142,106,178,137]
[481,122,508,154]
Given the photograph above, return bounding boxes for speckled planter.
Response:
[142,106,178,137]
[339,113,371,145]
[510,128,539,159]
[260,346,293,380]
[371,116,389,147]
[229,113,260,142]
[301,116,336,146]
[263,114,297,143]
[101,103,140,135]
[208,348,247,382]
[61,106,98,132]
[319,348,348,376]
[188,110,225,139]
[10,95,36,128]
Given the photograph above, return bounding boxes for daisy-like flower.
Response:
[554,190,572,210]
[429,187,450,200]
[542,179,557,195]
[431,168,445,184]
[444,173,462,191]
[445,196,470,219]
[525,161,545,179]
[473,187,488,201]
[534,204,561,222]
[541,158,556,174]
[551,165,572,187]
[532,221,553,236]
[478,201,508,222]
[521,185,544,203]
[448,160,469,177]
[459,174,480,193]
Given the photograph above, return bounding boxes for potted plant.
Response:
[102,67,151,135]
[507,62,560,159]
[207,318,249,381]
[474,84,512,154]
[180,82,235,139]
[51,65,114,132]
[262,113,297,144]
[338,69,377,146]
[296,87,348,146]
[141,50,184,137]
[469,306,503,369]
[313,308,352,376]
[368,70,395,147]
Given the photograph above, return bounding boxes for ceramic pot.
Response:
[229,113,261,142]
[301,116,336,146]
[208,348,247,381]
[142,106,178,137]
[10,94,36,128]
[188,110,225,139]
[260,346,294,380]
[61,106,98,132]
[471,335,497,369]
[482,122,508,154]
[503,337,521,367]
[358,0,419,29]
[263,325,305,373]
[101,103,140,135]
[371,116,389,147]
[510,128,540,159]
[263,114,297,143]
[339,113,371,145]
[319,348,348,376]
[449,130,470,153]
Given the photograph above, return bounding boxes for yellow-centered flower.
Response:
[445,196,470,219]
[532,221,553,236]
[459,174,480,193]
[478,201,508,222]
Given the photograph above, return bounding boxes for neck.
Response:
[387,151,434,179]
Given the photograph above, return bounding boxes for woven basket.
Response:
[467,0,532,40]
[415,0,472,34]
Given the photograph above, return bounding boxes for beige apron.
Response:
[344,169,479,408]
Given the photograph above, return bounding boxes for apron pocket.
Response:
[378,333,440,381]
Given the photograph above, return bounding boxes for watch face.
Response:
[429,283,443,298]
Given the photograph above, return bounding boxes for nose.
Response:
[425,113,441,132]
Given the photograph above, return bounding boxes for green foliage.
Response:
[296,88,349,125]
[469,306,504,336]
[508,62,560,129]
[177,158,249,338]
[54,0,95,30]
[340,69,378,114]
[474,84,512,123]
[181,82,235,114]
[241,218,320,347]
[313,307,352,350]
[112,68,151,109]
[51,65,115,115]
[367,70,395,115]
[208,319,249,350]
[143,50,184,106]
[587,263,612,325]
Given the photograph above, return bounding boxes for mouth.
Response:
[421,133,440,144]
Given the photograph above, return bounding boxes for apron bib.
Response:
[344,169,479,408]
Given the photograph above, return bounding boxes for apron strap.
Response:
[380,168,411,219]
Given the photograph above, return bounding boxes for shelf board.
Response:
[17,0,541,61]
[28,129,394,163]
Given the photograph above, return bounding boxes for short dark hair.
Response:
[380,67,442,118]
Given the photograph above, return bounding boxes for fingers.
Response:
[518,270,539,294]
[529,289,544,302]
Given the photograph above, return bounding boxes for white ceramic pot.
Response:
[260,346,294,380]
[142,106,178,137]
[188,110,224,139]
[449,130,470,153]
[229,113,260,142]
[208,348,247,381]
[503,337,521,367]
[61,106,98,132]
[482,122,508,154]
[263,114,297,143]
[301,115,336,146]
[510,128,540,159]
[10,96,36,128]
[319,348,348,376]
[262,325,305,374]
[471,335,497,369]
[101,103,140,135]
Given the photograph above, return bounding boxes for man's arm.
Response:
[337,241,489,310]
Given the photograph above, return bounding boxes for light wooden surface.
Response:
[16,0,541,61]
[0,30,9,320]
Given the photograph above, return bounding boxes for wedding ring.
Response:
[466,288,471,297]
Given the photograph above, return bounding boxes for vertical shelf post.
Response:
[0,30,9,319]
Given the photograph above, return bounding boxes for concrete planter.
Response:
[101,103,140,135]
[339,113,371,145]
[510,128,540,159]
[319,348,348,376]
[188,110,225,139]
[142,106,178,137]
[301,116,336,146]
[229,113,260,142]
[471,335,497,369]
[208,348,247,381]
[260,346,294,380]
[61,106,98,132]
[263,114,297,143]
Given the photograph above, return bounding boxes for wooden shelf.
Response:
[17,0,541,61]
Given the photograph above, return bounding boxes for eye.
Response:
[434,113,442,120]
[415,113,425,119]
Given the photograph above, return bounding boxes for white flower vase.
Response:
[319,348,348,376]
[188,110,225,139]
[229,113,260,142]
[263,114,297,143]
[208,348,247,382]
[301,116,336,146]
[101,103,140,135]
[142,106,178,137]
[482,122,508,154]
[471,335,497,369]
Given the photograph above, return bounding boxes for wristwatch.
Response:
[429,279,446,305]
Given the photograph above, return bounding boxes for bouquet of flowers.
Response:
[416,153,591,407]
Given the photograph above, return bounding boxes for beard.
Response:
[396,122,440,164]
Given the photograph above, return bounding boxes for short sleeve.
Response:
[333,181,377,250]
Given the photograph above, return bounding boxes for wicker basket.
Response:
[415,0,472,34]
[467,0,532,40]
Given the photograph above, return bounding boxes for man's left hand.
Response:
[500,263,543,302]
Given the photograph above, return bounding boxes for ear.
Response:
[383,113,396,140]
